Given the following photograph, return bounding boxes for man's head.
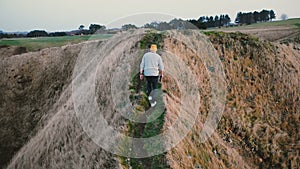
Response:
[150,44,157,52]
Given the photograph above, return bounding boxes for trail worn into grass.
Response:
[1,29,299,169]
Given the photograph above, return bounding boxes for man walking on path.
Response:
[140,44,164,107]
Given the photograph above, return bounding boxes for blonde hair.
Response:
[150,44,157,52]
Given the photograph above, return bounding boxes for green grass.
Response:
[121,73,169,169]
[0,34,113,51]
[139,30,165,49]
[206,18,300,31]
[243,18,300,28]
[120,31,169,168]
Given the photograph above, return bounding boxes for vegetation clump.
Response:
[120,31,170,169]
[140,30,165,49]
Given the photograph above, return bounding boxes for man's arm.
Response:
[159,69,163,76]
[140,55,145,80]
[140,55,145,74]
[158,56,164,80]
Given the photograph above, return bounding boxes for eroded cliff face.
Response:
[1,41,119,169]
[0,44,80,167]
[164,32,300,169]
[0,30,299,169]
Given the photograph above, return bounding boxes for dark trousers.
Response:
[145,76,158,95]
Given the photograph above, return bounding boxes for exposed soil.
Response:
[0,29,299,169]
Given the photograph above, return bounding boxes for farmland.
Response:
[0,34,113,51]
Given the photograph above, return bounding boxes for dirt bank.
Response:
[0,30,299,169]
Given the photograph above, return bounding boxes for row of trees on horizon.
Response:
[0,9,281,39]
[0,24,107,39]
[235,9,276,24]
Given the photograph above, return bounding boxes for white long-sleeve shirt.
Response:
[140,51,164,76]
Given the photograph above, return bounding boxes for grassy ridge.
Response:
[0,34,112,51]
[119,31,169,169]
[121,75,169,169]
[207,18,300,31]
[251,18,300,28]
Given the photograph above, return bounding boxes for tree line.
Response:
[77,24,106,35]
[0,24,106,38]
[0,9,278,39]
[140,14,231,31]
[25,24,106,37]
[188,14,231,29]
[235,9,276,24]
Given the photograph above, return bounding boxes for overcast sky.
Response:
[0,0,299,32]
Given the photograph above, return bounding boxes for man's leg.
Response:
[151,76,159,101]
[152,76,159,90]
[146,76,152,95]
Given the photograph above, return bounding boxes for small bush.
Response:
[140,31,165,49]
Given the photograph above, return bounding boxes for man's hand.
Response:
[140,74,144,80]
[159,74,163,82]
[159,70,163,82]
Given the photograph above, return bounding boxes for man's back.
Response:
[140,52,164,76]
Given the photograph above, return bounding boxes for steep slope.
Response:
[0,41,119,168]
[2,30,147,169]
[0,44,81,167]
[0,29,299,169]
[164,32,300,169]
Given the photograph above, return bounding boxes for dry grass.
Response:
[1,29,299,169]
[1,41,119,169]
[163,32,251,169]
[164,31,300,169]
[209,18,300,43]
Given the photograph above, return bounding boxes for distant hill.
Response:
[209,18,300,43]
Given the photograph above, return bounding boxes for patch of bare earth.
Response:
[219,25,300,43]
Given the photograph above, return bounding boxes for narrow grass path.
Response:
[120,73,170,169]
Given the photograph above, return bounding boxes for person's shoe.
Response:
[148,96,152,101]
[151,101,157,107]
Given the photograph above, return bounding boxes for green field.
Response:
[206,18,300,31]
[1,18,299,52]
[241,18,300,28]
[0,34,113,51]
